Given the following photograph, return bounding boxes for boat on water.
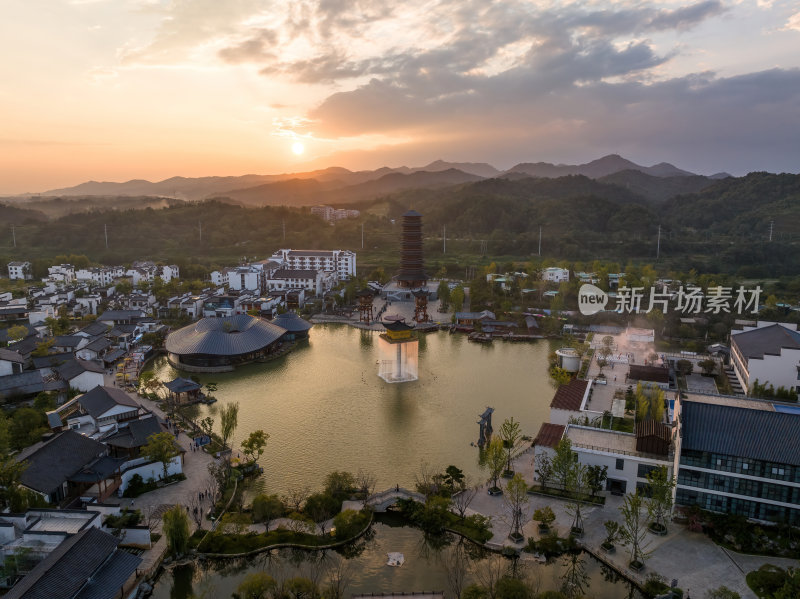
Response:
[468,332,493,344]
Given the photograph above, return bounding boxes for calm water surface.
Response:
[151,518,640,599]
[151,325,556,495]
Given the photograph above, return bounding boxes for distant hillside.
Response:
[413,160,500,178]
[504,154,696,179]
[0,202,47,224]
[598,170,715,203]
[665,172,800,235]
[219,168,485,206]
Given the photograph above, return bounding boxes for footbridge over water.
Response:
[366,487,426,512]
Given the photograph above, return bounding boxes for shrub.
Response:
[332,509,370,540]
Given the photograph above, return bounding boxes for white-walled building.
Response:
[267,269,334,296]
[75,266,124,286]
[47,264,75,283]
[228,266,263,293]
[731,322,800,398]
[541,267,570,283]
[270,249,356,280]
[8,261,32,280]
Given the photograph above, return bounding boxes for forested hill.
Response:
[0,172,798,277]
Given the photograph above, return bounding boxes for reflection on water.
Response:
[150,325,557,496]
[151,519,640,599]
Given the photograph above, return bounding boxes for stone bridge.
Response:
[366,487,426,512]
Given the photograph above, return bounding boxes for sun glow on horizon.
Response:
[292,142,305,155]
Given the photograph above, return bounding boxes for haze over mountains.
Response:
[31,154,734,207]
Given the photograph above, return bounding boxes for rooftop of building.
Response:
[550,379,589,411]
[533,423,565,449]
[680,399,800,466]
[731,322,800,363]
[165,314,287,356]
[566,425,671,460]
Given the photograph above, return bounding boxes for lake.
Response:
[150,324,557,496]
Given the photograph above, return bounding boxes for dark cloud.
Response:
[309,68,800,176]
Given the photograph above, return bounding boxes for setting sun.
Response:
[292,142,305,155]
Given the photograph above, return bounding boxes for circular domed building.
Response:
[271,312,313,340]
[165,314,288,372]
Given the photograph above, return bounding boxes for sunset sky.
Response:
[1,0,799,194]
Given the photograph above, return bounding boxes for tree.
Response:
[699,358,717,376]
[485,438,507,492]
[236,572,277,599]
[602,520,622,550]
[443,465,465,493]
[535,453,553,490]
[162,505,190,557]
[495,576,532,599]
[645,466,676,534]
[565,462,587,535]
[219,401,240,451]
[452,481,478,520]
[620,492,651,568]
[10,408,47,451]
[31,338,55,358]
[635,383,665,423]
[141,432,179,481]
[6,325,28,343]
[282,486,310,512]
[676,359,693,376]
[499,417,522,475]
[551,438,575,492]
[251,494,284,531]
[241,429,269,464]
[354,468,377,497]
[533,506,555,532]
[451,286,465,311]
[324,471,356,500]
[304,492,339,535]
[283,577,317,599]
[705,587,741,599]
[439,540,470,599]
[505,473,529,541]
[199,416,214,439]
[586,465,608,498]
[437,280,451,310]
[0,457,27,511]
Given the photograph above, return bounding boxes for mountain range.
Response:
[30,154,726,206]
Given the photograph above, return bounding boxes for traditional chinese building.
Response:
[378,318,419,383]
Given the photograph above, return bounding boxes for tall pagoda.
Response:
[397,210,427,289]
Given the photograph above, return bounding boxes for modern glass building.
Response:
[675,399,800,523]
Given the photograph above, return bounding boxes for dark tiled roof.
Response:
[4,527,128,599]
[104,416,164,449]
[18,431,106,495]
[102,348,126,363]
[271,268,320,279]
[79,321,111,337]
[77,386,139,419]
[287,250,334,257]
[83,336,112,352]
[550,379,588,411]
[165,315,286,356]
[272,312,313,333]
[0,348,25,363]
[74,548,141,599]
[53,335,83,349]
[0,371,44,396]
[533,423,565,448]
[68,456,126,483]
[109,324,137,336]
[56,358,105,381]
[628,364,669,384]
[164,377,201,393]
[32,352,74,369]
[8,336,42,356]
[97,310,145,322]
[732,324,800,365]
[681,400,800,467]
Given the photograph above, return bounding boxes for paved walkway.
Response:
[465,445,787,599]
[102,373,220,574]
